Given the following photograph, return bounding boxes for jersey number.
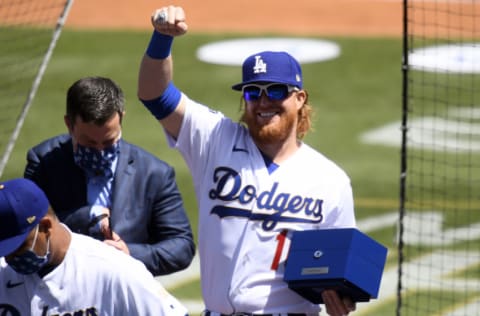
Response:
[271,229,288,270]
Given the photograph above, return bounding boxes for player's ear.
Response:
[38,214,53,234]
[295,90,307,109]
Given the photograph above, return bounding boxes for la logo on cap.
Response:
[253,56,267,74]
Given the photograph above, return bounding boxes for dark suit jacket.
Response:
[24,134,195,276]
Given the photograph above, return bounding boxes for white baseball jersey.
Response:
[0,227,187,316]
[166,96,356,314]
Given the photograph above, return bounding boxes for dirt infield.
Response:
[65,0,403,36]
[66,0,480,38]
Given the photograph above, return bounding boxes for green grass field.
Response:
[2,29,406,315]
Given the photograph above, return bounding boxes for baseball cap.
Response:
[232,51,303,91]
[0,178,49,257]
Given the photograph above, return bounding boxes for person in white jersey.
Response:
[0,178,188,315]
[137,5,357,316]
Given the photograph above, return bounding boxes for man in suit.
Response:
[24,76,195,276]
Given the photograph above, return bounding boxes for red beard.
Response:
[243,107,297,145]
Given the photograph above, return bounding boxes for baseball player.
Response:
[0,178,188,315]
[138,5,357,316]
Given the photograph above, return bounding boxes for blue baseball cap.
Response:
[232,51,303,91]
[0,178,49,257]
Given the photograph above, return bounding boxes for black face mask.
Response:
[7,226,50,275]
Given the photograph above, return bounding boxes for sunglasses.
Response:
[242,83,299,101]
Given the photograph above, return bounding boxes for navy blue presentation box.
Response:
[283,228,387,303]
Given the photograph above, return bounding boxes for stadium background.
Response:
[6,1,479,315]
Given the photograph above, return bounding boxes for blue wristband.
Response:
[140,81,181,120]
[146,31,173,59]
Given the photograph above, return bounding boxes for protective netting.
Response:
[398,1,480,315]
[0,0,74,176]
